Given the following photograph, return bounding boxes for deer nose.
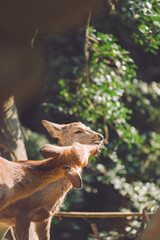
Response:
[97,134,104,141]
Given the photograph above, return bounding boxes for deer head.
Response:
[41,120,104,146]
[40,142,100,189]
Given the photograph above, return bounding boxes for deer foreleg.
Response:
[15,214,30,240]
[35,217,52,240]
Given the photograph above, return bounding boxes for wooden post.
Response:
[90,223,101,240]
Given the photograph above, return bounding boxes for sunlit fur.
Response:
[0,121,104,240]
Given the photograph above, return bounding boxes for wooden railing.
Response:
[55,211,154,218]
[55,211,158,240]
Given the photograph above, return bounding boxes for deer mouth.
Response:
[93,140,103,145]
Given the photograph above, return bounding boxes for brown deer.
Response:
[0,141,100,239]
[0,121,104,240]
[0,142,89,211]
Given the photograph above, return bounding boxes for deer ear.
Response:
[39,144,60,159]
[64,167,82,189]
[41,120,65,138]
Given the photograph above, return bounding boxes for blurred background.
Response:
[0,0,160,239]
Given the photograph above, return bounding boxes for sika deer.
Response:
[0,143,100,240]
[0,142,88,211]
[1,121,104,240]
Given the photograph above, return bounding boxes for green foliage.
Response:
[116,0,160,53]
[24,128,49,160]
[44,27,160,239]
[40,1,160,239]
[88,230,120,240]
[58,28,143,148]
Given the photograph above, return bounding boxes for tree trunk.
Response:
[0,95,27,161]
[0,96,39,240]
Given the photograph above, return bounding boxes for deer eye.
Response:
[75,130,83,134]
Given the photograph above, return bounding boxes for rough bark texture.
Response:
[0,96,27,161]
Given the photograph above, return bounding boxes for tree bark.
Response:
[0,95,27,161]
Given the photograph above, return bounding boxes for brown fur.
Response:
[0,155,65,211]
[0,121,104,240]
